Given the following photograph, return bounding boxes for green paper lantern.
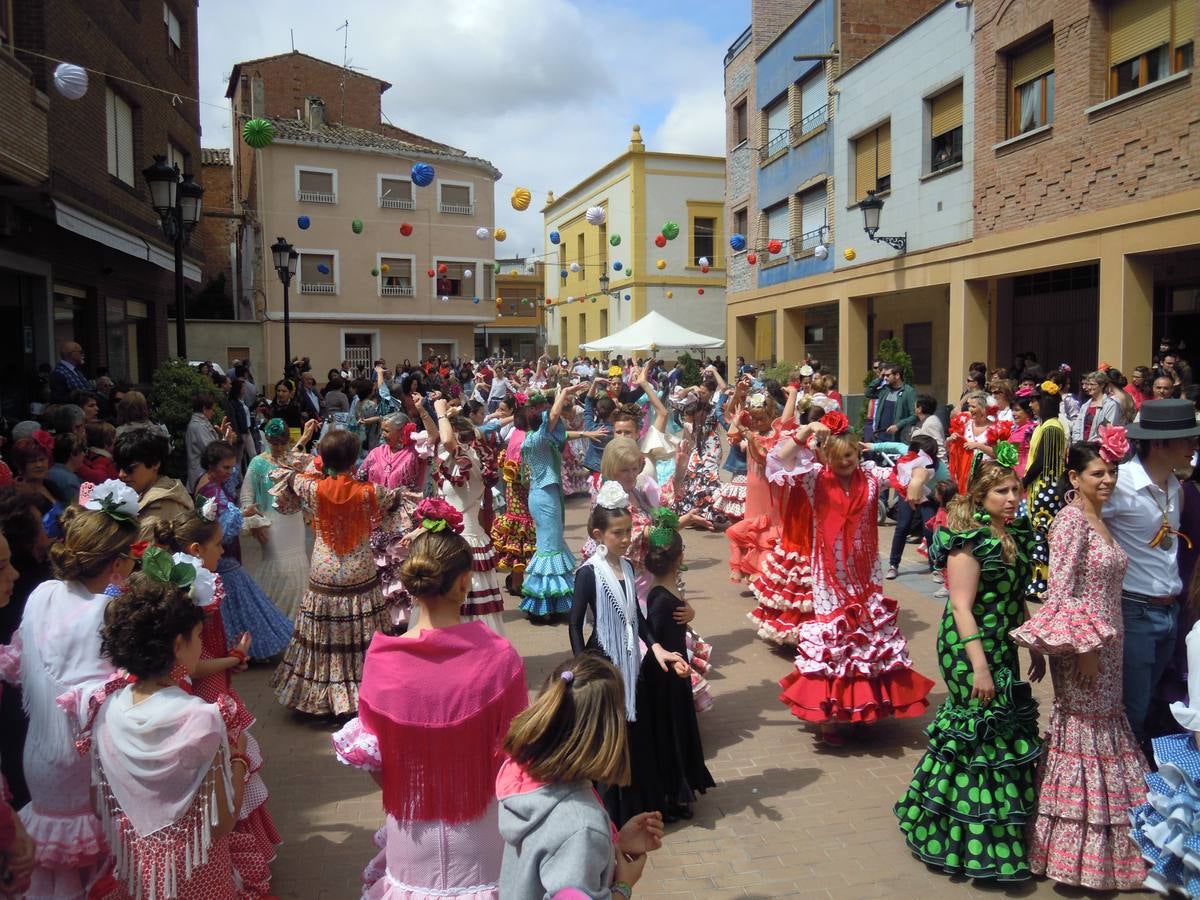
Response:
[493,262,501,275]
[661,221,680,240]
[609,233,621,247]
[242,118,274,148]
[625,270,632,278]
[371,267,379,277]
[351,219,364,234]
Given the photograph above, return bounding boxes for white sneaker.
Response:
[934,585,949,599]
[886,565,898,580]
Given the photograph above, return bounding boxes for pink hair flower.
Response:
[415,497,464,534]
[1098,425,1129,464]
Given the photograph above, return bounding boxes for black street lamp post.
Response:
[859,189,907,254]
[271,237,299,371]
[143,155,204,359]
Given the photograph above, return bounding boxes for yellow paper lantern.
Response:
[494,227,507,242]
[666,290,673,298]
[655,258,666,270]
[380,264,390,274]
[844,247,857,261]
[510,187,531,211]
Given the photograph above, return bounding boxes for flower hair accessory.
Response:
[821,410,849,436]
[199,496,220,522]
[263,418,288,440]
[528,391,548,406]
[747,392,767,410]
[1039,380,1060,396]
[170,551,217,607]
[993,441,1019,469]
[1098,425,1129,464]
[595,480,630,510]
[648,507,679,548]
[414,497,464,534]
[141,546,197,591]
[84,479,140,524]
[513,391,529,406]
[32,429,54,456]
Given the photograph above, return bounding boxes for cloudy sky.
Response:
[198,0,747,254]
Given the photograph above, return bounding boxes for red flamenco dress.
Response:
[947,411,1012,494]
[772,446,934,725]
[748,423,814,645]
[189,567,279,897]
[726,426,780,586]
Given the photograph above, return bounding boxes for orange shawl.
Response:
[310,473,379,555]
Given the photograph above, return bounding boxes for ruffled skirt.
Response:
[894,668,1043,881]
[217,557,294,659]
[748,541,814,645]
[251,506,309,618]
[1130,732,1200,896]
[712,474,747,522]
[18,802,107,900]
[519,485,573,616]
[726,514,777,581]
[459,533,504,635]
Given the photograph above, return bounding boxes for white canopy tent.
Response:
[578,310,724,353]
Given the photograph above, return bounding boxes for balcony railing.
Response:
[796,227,826,252]
[298,190,336,204]
[759,129,789,161]
[794,105,828,139]
[381,284,415,297]
[299,282,336,294]
[439,201,474,215]
[380,196,415,209]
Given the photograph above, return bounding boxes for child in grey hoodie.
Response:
[497,655,665,899]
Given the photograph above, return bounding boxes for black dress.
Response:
[637,586,714,812]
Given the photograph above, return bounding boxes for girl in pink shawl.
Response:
[333,516,527,899]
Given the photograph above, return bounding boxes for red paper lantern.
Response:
[767,238,783,254]
[437,263,448,275]
[700,264,710,274]
[426,268,436,277]
[654,234,666,248]
[698,288,705,295]
[747,253,758,265]
[400,223,413,236]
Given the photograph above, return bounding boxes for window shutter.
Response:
[766,203,789,241]
[114,94,134,185]
[755,312,775,362]
[854,130,877,202]
[299,170,332,193]
[441,184,470,206]
[801,72,826,118]
[1110,0,1171,65]
[1175,0,1195,45]
[877,122,891,179]
[801,184,827,238]
[1012,37,1055,85]
[106,89,118,178]
[930,84,964,138]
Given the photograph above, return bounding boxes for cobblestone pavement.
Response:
[239,497,1086,899]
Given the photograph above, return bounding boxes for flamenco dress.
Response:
[1023,417,1066,600]
[1130,621,1200,896]
[240,452,309,618]
[771,448,934,724]
[1010,505,1148,890]
[727,427,780,586]
[490,430,536,576]
[519,411,574,616]
[947,412,1012,494]
[894,516,1043,881]
[712,441,747,523]
[196,480,293,659]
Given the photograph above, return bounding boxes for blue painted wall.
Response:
[754,0,836,288]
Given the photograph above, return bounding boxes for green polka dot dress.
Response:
[894,518,1043,881]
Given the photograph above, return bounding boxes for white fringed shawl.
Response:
[584,546,640,722]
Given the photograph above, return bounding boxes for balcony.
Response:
[795,227,825,254]
[298,190,336,204]
[380,196,415,209]
[381,284,415,297]
[439,201,474,215]
[299,282,336,294]
[793,105,828,140]
[759,130,789,161]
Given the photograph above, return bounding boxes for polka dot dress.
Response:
[894,521,1043,881]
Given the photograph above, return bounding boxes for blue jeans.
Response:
[1122,597,1179,745]
[889,499,936,568]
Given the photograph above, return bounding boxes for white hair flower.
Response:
[171,552,218,607]
[747,392,767,410]
[83,479,139,523]
[595,480,630,510]
[199,497,220,522]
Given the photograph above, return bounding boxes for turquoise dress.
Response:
[519,410,574,616]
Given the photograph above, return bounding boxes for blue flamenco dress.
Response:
[519,409,575,616]
[196,480,294,659]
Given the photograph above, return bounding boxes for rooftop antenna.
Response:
[290,28,295,52]
[336,19,350,124]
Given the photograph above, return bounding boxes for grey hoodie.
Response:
[497,762,615,900]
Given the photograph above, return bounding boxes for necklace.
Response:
[1147,482,1180,551]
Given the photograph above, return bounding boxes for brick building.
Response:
[0,0,203,416]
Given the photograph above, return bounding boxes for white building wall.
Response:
[833,1,974,268]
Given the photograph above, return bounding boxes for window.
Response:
[558,243,567,279]
[162,2,181,59]
[580,315,587,347]
[1009,36,1054,136]
[106,299,149,385]
[600,309,609,337]
[105,88,135,186]
[733,99,748,145]
[797,184,827,252]
[435,261,472,297]
[761,93,789,159]
[379,257,414,296]
[296,167,336,203]
[1109,0,1193,97]
[299,252,336,294]
[927,83,964,172]
[438,182,473,214]
[167,142,188,176]
[379,176,414,209]
[853,122,891,202]
[798,71,827,137]
[764,201,789,252]
[733,208,748,249]
[560,318,568,355]
[693,217,715,265]
[576,233,585,281]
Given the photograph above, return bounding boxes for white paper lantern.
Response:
[475,227,490,240]
[569,261,580,273]
[53,63,89,100]
[463,268,473,279]
[585,206,607,226]
[440,295,450,303]
[698,256,710,267]
[813,244,829,260]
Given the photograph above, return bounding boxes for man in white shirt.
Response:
[1102,399,1200,748]
[486,365,510,413]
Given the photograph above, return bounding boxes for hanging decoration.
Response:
[655,259,666,270]
[411,163,435,187]
[400,222,414,236]
[427,268,436,277]
[241,118,275,148]
[747,253,758,265]
[472,297,480,304]
[612,261,623,271]
[610,233,621,247]
[549,230,561,244]
[560,269,569,279]
[625,270,632,278]
[700,264,710,274]
[624,293,631,301]
[569,262,580,273]
[585,206,607,226]
[437,263,448,275]
[654,234,667,248]
[475,227,490,240]
[661,221,680,241]
[52,63,89,100]
[381,264,390,274]
[440,295,450,303]
[297,215,311,230]
[463,268,473,279]
[370,267,380,277]
[698,288,705,295]
[351,219,364,234]
[316,263,330,274]
[666,290,673,298]
[730,233,746,252]
[493,262,501,274]
[511,187,532,211]
[494,227,507,242]
[767,238,783,254]
[844,248,857,261]
[698,256,710,268]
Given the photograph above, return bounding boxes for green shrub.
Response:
[149,359,224,478]
[760,360,796,383]
[675,352,702,387]
[857,337,914,431]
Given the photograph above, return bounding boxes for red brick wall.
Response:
[973,0,1200,235]
[840,0,946,68]
[233,52,385,130]
[195,162,238,297]
[0,52,49,185]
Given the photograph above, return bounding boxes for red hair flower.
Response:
[415,497,464,534]
[1098,425,1129,464]
[32,429,54,455]
[821,410,849,436]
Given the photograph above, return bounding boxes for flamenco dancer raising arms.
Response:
[769,413,934,744]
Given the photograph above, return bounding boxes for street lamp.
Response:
[270,237,298,370]
[143,155,204,359]
[859,189,906,254]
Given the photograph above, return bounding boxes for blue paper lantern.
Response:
[560,269,568,279]
[612,261,623,271]
[316,263,330,275]
[624,293,631,301]
[411,163,435,187]
[549,230,560,245]
[297,215,311,230]
[730,233,746,252]
[472,296,480,304]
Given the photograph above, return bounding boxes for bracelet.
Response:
[229,648,248,664]
[959,632,982,645]
[230,753,252,784]
[612,883,633,899]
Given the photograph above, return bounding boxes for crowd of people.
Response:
[0,336,1196,898]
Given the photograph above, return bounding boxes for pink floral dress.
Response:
[1010,504,1149,890]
